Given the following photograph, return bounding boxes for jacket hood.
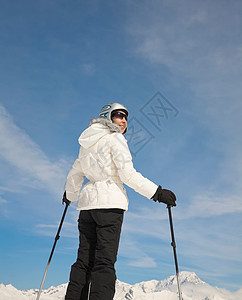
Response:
[78,118,121,149]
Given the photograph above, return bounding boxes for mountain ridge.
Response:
[0,271,241,300]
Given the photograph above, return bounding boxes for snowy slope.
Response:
[0,271,241,300]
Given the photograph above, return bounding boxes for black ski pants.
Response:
[65,208,124,300]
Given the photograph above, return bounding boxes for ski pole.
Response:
[36,201,70,300]
[167,205,183,300]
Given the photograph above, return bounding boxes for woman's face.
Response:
[112,110,127,134]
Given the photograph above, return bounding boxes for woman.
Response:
[63,102,176,300]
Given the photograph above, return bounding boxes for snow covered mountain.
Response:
[1,271,241,300]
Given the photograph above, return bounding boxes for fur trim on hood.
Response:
[89,117,122,133]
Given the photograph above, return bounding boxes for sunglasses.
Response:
[112,111,128,121]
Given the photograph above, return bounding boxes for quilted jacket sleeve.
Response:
[110,133,158,199]
[65,157,84,202]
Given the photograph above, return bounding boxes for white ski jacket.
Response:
[65,118,158,211]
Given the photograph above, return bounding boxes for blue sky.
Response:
[0,0,242,293]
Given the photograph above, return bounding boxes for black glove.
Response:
[151,185,176,207]
[62,191,71,206]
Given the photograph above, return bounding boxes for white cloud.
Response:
[118,191,242,278]
[0,195,7,204]
[119,236,157,268]
[124,191,242,225]
[183,194,242,218]
[125,0,242,204]
[126,0,242,129]
[127,1,242,78]
[35,210,79,238]
[128,257,156,268]
[122,208,171,244]
[81,63,96,75]
[35,221,78,238]
[0,104,71,196]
